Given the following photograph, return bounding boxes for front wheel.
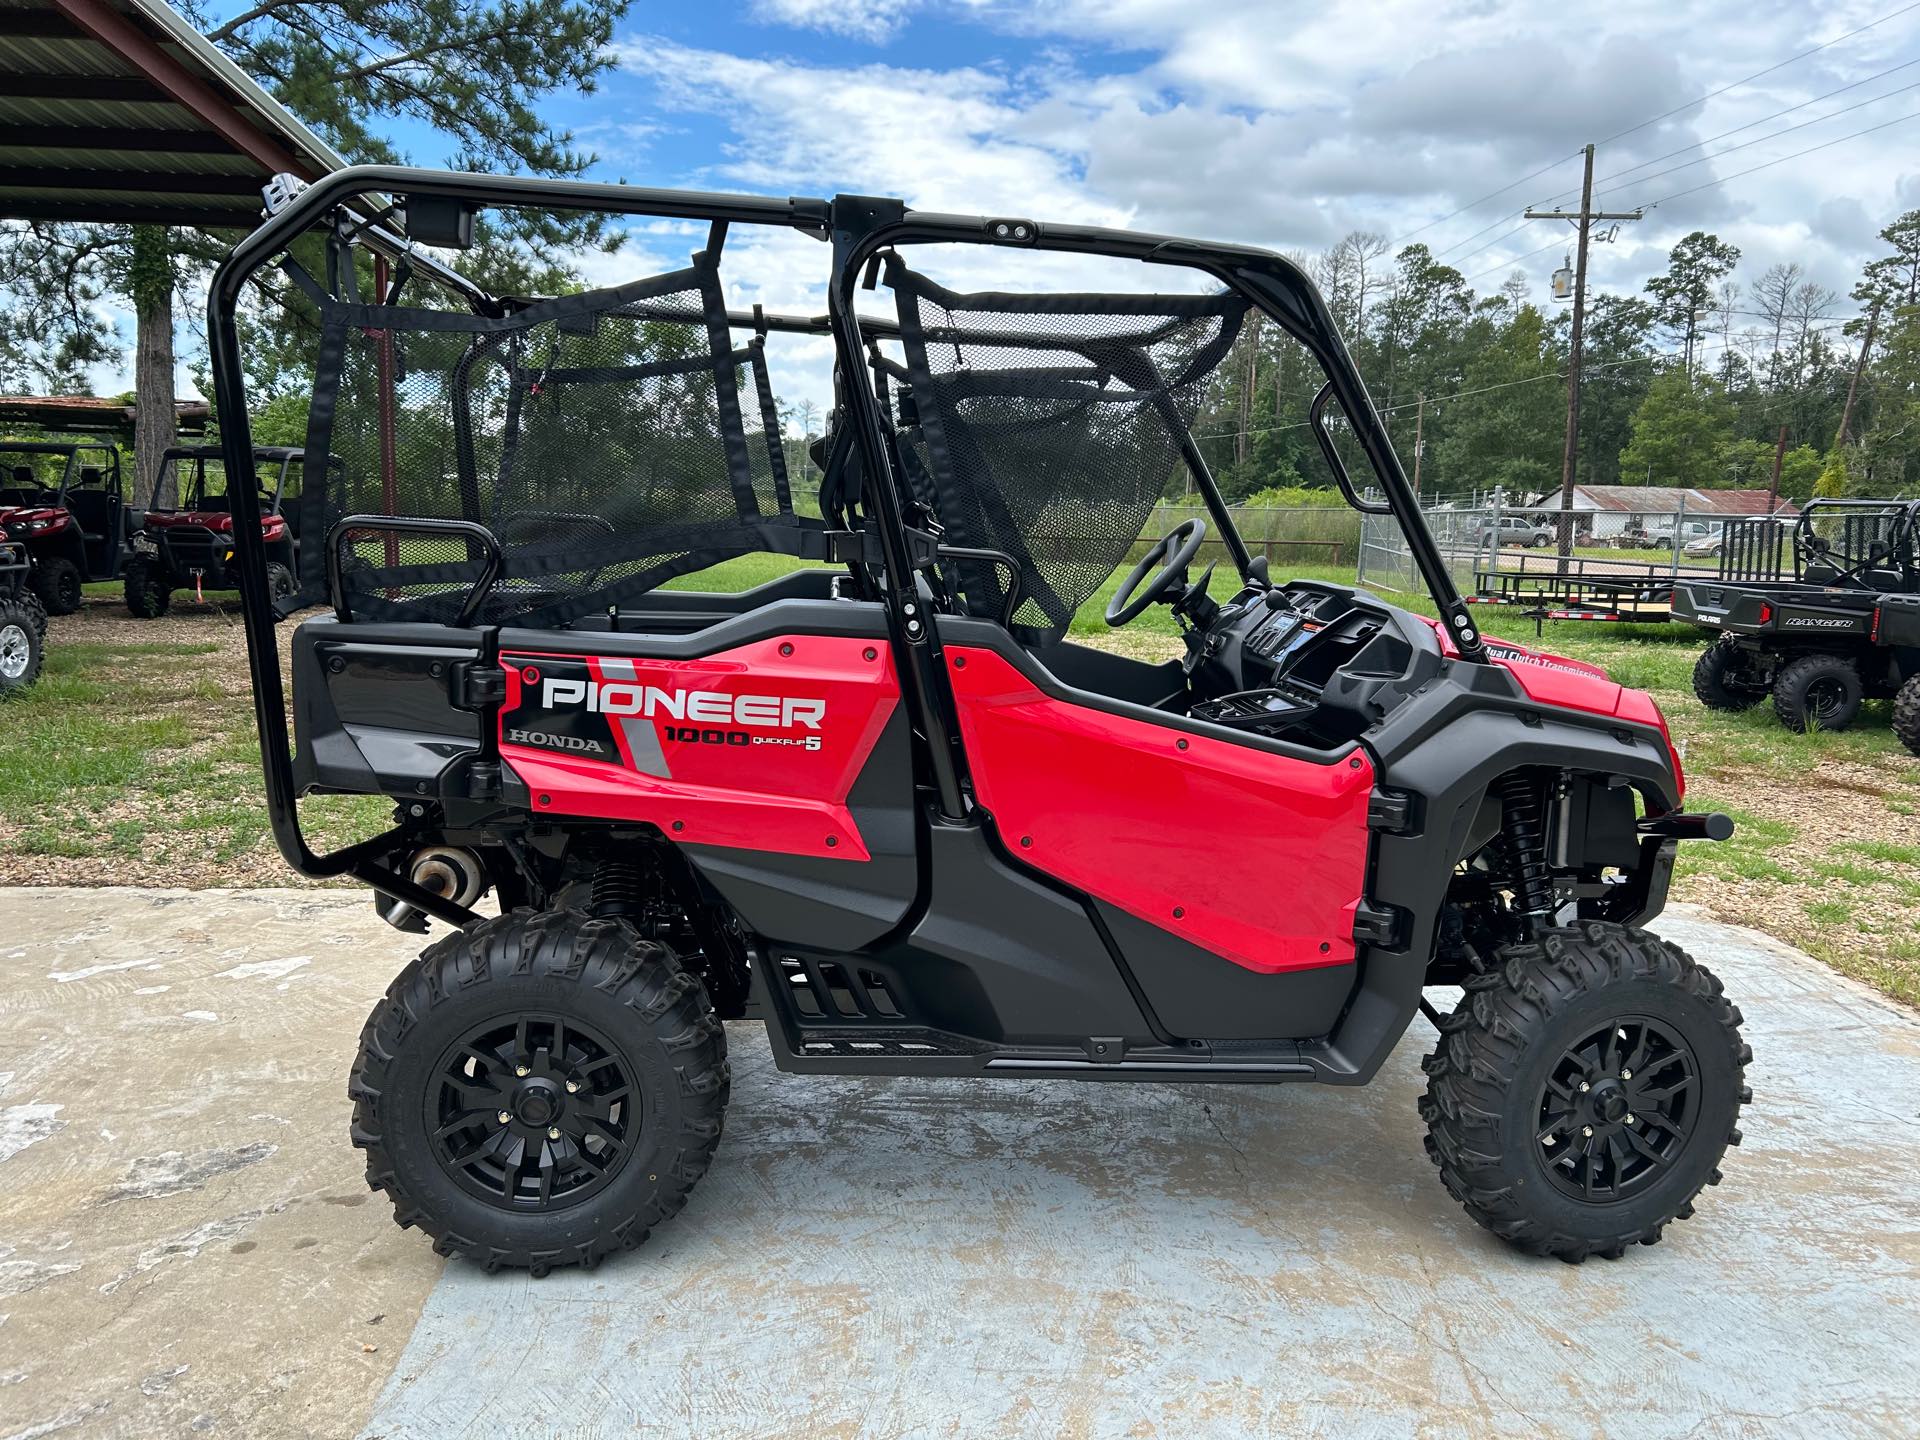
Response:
[1893,674,1920,758]
[1772,653,1862,733]
[0,596,44,695]
[122,555,173,619]
[1691,637,1765,712]
[350,910,730,1275]
[1421,922,1749,1262]
[31,556,81,616]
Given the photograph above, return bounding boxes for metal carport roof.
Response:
[0,0,343,229]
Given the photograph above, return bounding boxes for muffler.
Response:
[374,845,487,933]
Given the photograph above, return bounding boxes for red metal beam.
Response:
[49,0,315,180]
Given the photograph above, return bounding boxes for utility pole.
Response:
[1528,143,1641,567]
[1411,391,1426,496]
[1835,298,1882,450]
[1767,424,1789,509]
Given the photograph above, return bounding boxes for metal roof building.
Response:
[1564,485,1801,518]
[1,0,341,229]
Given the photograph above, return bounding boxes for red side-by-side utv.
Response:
[207,169,1749,1274]
[123,444,310,616]
[0,439,127,615]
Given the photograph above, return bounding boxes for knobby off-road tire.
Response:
[31,556,81,616]
[1772,652,1863,733]
[17,586,46,637]
[1421,921,1750,1263]
[265,561,297,604]
[0,596,44,695]
[350,910,730,1276]
[1691,636,1765,712]
[122,555,173,619]
[1893,674,1920,758]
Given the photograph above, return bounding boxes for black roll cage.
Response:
[161,443,306,514]
[0,439,123,502]
[205,165,1486,923]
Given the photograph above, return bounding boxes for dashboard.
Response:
[1185,580,1443,746]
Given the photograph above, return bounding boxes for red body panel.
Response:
[146,510,288,543]
[943,647,1374,974]
[499,635,900,860]
[1424,620,1685,801]
[0,505,70,534]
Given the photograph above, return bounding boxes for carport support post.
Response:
[1671,492,1686,575]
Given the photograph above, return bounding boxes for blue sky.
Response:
[166,0,1920,406]
[344,0,1920,309]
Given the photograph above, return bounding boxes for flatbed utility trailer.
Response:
[1466,550,1691,627]
[1673,499,1920,745]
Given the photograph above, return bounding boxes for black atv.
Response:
[1674,499,1920,749]
[0,537,46,696]
[122,445,311,617]
[0,439,127,615]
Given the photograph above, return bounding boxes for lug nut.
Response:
[1581,1125,1594,1137]
[565,1080,580,1093]
[1625,1114,1636,1125]
[515,1065,530,1077]
[547,1127,561,1140]
[1578,1081,1591,1093]
[1620,1068,1633,1080]
[497,1110,511,1125]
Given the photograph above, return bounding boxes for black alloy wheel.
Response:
[1536,1016,1698,1202]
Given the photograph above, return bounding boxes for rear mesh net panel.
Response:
[886,260,1247,641]
[299,255,808,627]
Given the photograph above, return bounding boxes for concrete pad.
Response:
[0,889,437,1439]
[2,892,1917,1438]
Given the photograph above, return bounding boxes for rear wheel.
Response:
[1421,921,1749,1262]
[0,596,44,695]
[1894,674,1920,758]
[1691,637,1765,712]
[122,555,173,618]
[31,556,81,616]
[266,560,297,603]
[350,910,729,1275]
[1771,653,1862,733]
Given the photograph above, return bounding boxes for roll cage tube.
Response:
[205,165,1489,899]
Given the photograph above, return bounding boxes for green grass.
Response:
[13,539,1920,1009]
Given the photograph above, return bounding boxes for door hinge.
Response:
[449,660,506,711]
[1352,901,1406,949]
[1367,787,1417,834]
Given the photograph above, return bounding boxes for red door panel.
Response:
[944,646,1374,973]
[498,635,900,860]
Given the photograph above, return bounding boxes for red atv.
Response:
[123,444,308,617]
[0,439,127,615]
[209,170,1748,1273]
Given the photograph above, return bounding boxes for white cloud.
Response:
[751,0,921,42]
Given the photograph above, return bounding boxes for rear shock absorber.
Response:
[1497,771,1554,920]
[589,853,647,920]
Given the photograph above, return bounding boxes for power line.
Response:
[1597,76,1920,201]
[1443,219,1546,272]
[1462,239,1565,286]
[1644,104,1920,207]
[1198,321,1858,443]
[1539,55,1920,204]
[1595,0,1920,147]
[1389,150,1584,247]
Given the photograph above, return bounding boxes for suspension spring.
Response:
[1497,771,1554,918]
[589,853,647,919]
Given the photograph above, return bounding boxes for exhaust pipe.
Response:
[375,846,487,933]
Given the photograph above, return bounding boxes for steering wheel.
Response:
[1106,517,1208,627]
